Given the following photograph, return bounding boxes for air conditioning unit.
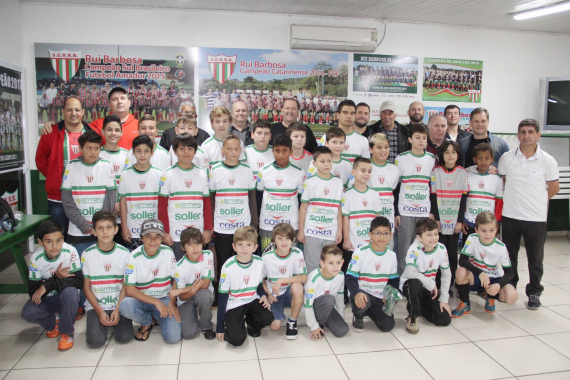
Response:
[290,24,382,53]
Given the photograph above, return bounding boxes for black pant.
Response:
[351,293,395,332]
[224,300,274,346]
[502,216,547,296]
[214,233,236,299]
[439,233,459,288]
[402,279,451,326]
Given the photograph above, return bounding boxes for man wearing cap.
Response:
[120,218,182,343]
[368,101,410,162]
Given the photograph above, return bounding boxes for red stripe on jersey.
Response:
[402,179,429,184]
[436,189,464,194]
[309,202,340,208]
[359,277,388,283]
[135,280,171,290]
[468,195,496,201]
[349,214,377,220]
[72,190,106,196]
[424,272,437,278]
[90,278,123,285]
[378,192,393,196]
[215,193,248,197]
[229,290,256,298]
[267,191,298,197]
[169,196,203,201]
[126,196,158,201]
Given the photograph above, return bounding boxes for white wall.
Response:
[20,3,570,169]
[0,0,23,66]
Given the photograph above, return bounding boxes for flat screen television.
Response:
[542,77,570,132]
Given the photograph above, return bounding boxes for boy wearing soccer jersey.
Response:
[304,245,348,340]
[120,219,182,343]
[124,115,171,171]
[395,125,436,275]
[83,211,133,348]
[22,221,83,351]
[262,224,307,339]
[307,127,353,188]
[245,120,274,180]
[400,219,452,334]
[298,147,343,274]
[217,227,273,346]
[159,134,213,260]
[347,217,399,333]
[202,106,247,168]
[287,122,313,178]
[168,117,206,167]
[257,135,304,251]
[169,227,216,340]
[453,212,517,317]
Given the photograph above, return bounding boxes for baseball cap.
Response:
[380,101,397,113]
[140,219,165,237]
[108,86,127,101]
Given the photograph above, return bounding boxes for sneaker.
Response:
[247,325,261,338]
[203,329,216,340]
[58,334,74,351]
[352,316,364,333]
[485,296,496,313]
[46,320,60,338]
[452,301,471,318]
[406,316,419,334]
[75,307,85,321]
[528,294,541,310]
[285,319,299,340]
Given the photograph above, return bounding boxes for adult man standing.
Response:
[353,102,371,137]
[459,108,509,168]
[330,99,370,162]
[425,114,448,164]
[368,101,410,163]
[158,101,209,150]
[444,104,470,142]
[229,101,254,146]
[269,98,318,153]
[407,101,426,127]
[498,119,559,310]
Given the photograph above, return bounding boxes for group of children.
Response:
[22,101,517,350]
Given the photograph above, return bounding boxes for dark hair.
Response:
[415,218,439,236]
[444,104,460,116]
[518,118,540,133]
[38,220,64,240]
[370,216,391,232]
[271,223,295,243]
[408,124,428,137]
[176,115,196,127]
[320,244,343,261]
[286,122,307,137]
[356,102,370,112]
[470,107,489,121]
[252,120,271,134]
[336,99,356,114]
[473,142,494,159]
[313,146,333,161]
[273,134,292,150]
[78,130,102,148]
[92,210,117,229]
[63,96,83,110]
[283,97,300,110]
[437,141,463,167]
[132,134,154,151]
[102,114,122,130]
[325,126,346,141]
[353,157,371,169]
[180,227,204,247]
[172,133,198,152]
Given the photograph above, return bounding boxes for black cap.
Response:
[108,86,127,101]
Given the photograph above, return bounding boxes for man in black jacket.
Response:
[159,101,210,149]
[270,98,318,153]
[367,101,410,162]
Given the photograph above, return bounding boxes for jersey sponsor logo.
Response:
[220,207,244,216]
[159,175,166,187]
[139,180,146,190]
[309,215,334,223]
[403,205,428,213]
[265,203,291,212]
[104,262,111,272]
[125,263,135,275]
[174,202,201,209]
[130,211,157,220]
[80,206,102,216]
[404,184,428,191]
[276,177,283,186]
[185,179,192,188]
[76,196,104,204]
[478,181,485,189]
[378,206,393,216]
[440,208,458,216]
[356,229,370,237]
[94,285,121,294]
[306,228,333,236]
[86,173,94,183]
[175,211,202,221]
[306,288,314,299]
[323,187,330,196]
[416,164,422,172]
[219,198,244,205]
[311,206,336,215]
[354,219,371,227]
[446,180,453,188]
[264,216,291,226]
[151,266,159,276]
[228,177,235,186]
[97,295,119,305]
[405,193,427,200]
[130,202,156,209]
[220,272,226,283]
[220,221,245,229]
[243,275,250,285]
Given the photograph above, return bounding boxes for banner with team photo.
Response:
[198,48,349,138]
[34,43,195,136]
[353,54,418,94]
[422,57,483,103]
[0,65,25,171]
[423,106,475,131]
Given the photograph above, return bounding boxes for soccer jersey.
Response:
[369,160,400,232]
[341,186,381,250]
[99,147,130,187]
[60,158,116,237]
[158,164,210,241]
[82,243,130,311]
[209,162,255,234]
[28,243,81,296]
[118,166,162,239]
[464,171,504,227]
[306,158,353,188]
[168,146,206,168]
[124,145,171,172]
[262,247,307,296]
[395,151,435,217]
[319,132,371,162]
[303,268,344,330]
[219,255,264,311]
[399,240,450,290]
[430,166,468,234]
[461,234,511,278]
[301,174,343,240]
[245,145,274,180]
[124,245,176,299]
[256,162,304,231]
[201,136,247,168]
[346,244,398,298]
[289,150,313,181]
[174,250,215,306]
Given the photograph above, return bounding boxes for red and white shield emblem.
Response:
[257,160,264,168]
[49,50,81,82]
[72,145,80,154]
[478,181,485,189]
[139,180,146,189]
[378,175,385,185]
[207,54,237,84]
[345,143,350,151]
[446,180,453,188]
[243,275,250,285]
[375,262,381,271]
[113,163,120,173]
[151,267,159,276]
[324,289,330,294]
[279,266,287,275]
[323,187,330,196]
[362,199,368,207]
[299,258,305,266]
[185,179,192,189]
[50,269,56,277]
[416,164,422,172]
[276,177,283,186]
[429,259,434,268]
[481,253,486,260]
[86,173,94,183]
[104,262,111,272]
[228,177,235,186]
[208,259,214,266]
[195,271,202,279]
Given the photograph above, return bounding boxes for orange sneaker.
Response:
[58,334,74,351]
[46,321,60,338]
[75,307,85,321]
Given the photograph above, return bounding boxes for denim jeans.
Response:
[119,296,181,343]
[48,200,69,234]
[271,286,292,322]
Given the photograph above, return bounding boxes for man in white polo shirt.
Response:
[498,119,559,310]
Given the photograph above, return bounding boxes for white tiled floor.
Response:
[0,236,569,379]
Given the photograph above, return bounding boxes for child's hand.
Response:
[163,233,173,246]
[169,289,181,299]
[297,230,305,244]
[167,303,181,323]
[272,280,282,296]
[110,308,120,325]
[486,283,500,296]
[310,327,325,341]
[335,230,342,245]
[354,292,368,308]
[454,222,463,235]
[429,213,435,220]
[97,309,111,326]
[32,285,46,305]
[268,294,277,304]
[440,302,452,317]
[154,300,168,318]
[113,202,120,216]
[462,224,468,235]
[395,216,401,228]
[55,262,74,279]
[217,333,224,342]
[479,273,490,288]
[86,228,94,235]
[431,285,439,300]
[260,295,271,310]
[122,226,132,242]
[488,165,498,175]
[203,230,213,245]
[343,239,353,251]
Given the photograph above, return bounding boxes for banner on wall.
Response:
[422,57,483,103]
[423,106,475,130]
[198,48,349,138]
[353,54,418,94]
[0,65,25,171]
[34,43,195,136]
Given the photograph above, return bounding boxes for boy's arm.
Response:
[35,134,51,177]
[103,189,118,212]
[210,193,216,222]
[27,279,45,298]
[120,197,129,231]
[439,266,451,303]
[345,273,361,296]
[44,269,84,295]
[216,292,229,334]
[203,196,213,231]
[336,206,343,243]
[393,183,401,217]
[430,193,440,221]
[457,193,468,222]
[304,302,320,332]
[158,196,170,232]
[458,253,483,276]
[61,189,92,234]
[248,190,258,230]
[402,260,435,291]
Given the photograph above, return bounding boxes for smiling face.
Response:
[274,234,293,256]
[319,253,343,278]
[142,232,162,255]
[175,144,196,166]
[63,98,84,127]
[138,120,158,141]
[369,226,392,250]
[232,101,248,124]
[103,121,123,145]
[380,110,396,129]
[352,161,372,185]
[370,141,390,163]
[470,112,489,138]
[417,228,439,252]
[282,99,299,124]
[475,222,498,245]
[314,153,333,175]
[355,105,370,129]
[93,220,118,245]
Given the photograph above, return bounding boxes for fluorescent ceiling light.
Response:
[513,1,570,20]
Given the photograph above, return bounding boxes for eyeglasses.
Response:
[371,231,391,238]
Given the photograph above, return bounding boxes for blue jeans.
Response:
[48,200,69,234]
[271,286,292,322]
[119,296,181,344]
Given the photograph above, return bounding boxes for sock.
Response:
[288,318,297,322]
[456,283,470,304]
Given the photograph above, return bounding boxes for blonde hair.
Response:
[320,245,343,261]
[209,106,232,123]
[475,211,497,229]
[368,133,389,149]
[223,133,241,147]
[233,226,258,244]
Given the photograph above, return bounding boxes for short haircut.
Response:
[336,99,356,114]
[356,102,370,112]
[234,226,258,244]
[408,124,428,137]
[370,216,391,232]
[320,244,343,261]
[63,96,82,110]
[222,133,241,147]
[271,223,295,243]
[172,133,198,152]
[313,146,333,161]
[92,210,117,228]
[176,116,197,128]
[283,98,300,110]
[180,227,203,246]
[209,106,232,123]
[369,132,389,149]
[473,142,494,159]
[103,114,122,130]
[518,118,540,133]
[273,134,292,150]
[353,157,371,170]
[132,134,154,151]
[428,113,446,126]
[444,104,460,115]
[415,218,439,236]
[38,220,64,240]
[475,211,497,229]
[286,122,307,137]
[437,140,463,167]
[138,114,157,126]
[325,126,346,141]
[252,120,271,134]
[470,107,489,121]
[178,101,196,112]
[78,130,102,148]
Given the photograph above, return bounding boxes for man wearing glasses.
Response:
[159,101,210,150]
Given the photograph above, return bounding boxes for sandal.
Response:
[134,325,153,341]
[151,318,159,326]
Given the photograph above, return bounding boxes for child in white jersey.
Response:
[170,227,216,340]
[452,212,518,317]
[307,127,353,187]
[120,218,181,343]
[124,115,171,171]
[217,227,273,346]
[262,223,307,339]
[201,106,246,168]
[168,117,207,168]
[304,245,348,340]
[287,122,313,178]
[82,211,133,348]
[245,120,274,180]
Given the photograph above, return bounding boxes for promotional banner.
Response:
[424,105,475,130]
[0,65,24,171]
[198,48,349,138]
[353,54,418,94]
[422,57,483,103]
[34,43,195,135]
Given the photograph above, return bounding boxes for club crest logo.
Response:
[72,145,80,154]
[446,180,453,188]
[378,175,385,185]
[174,70,185,80]
[481,252,486,260]
[50,269,56,277]
[478,181,485,189]
[49,50,81,82]
[416,164,422,172]
[324,289,330,294]
[139,180,146,189]
[243,275,250,285]
[195,271,202,279]
[207,54,237,84]
[323,187,330,196]
[375,262,381,271]
[345,143,350,151]
[104,262,111,272]
[185,179,192,189]
[86,173,94,183]
[276,177,283,186]
[257,160,264,168]
[279,266,287,275]
[429,259,434,268]
[113,163,120,173]
[228,177,235,186]
[362,199,368,207]
[299,258,305,266]
[151,266,159,276]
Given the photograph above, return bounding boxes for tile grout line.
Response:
[9,333,42,372]
[322,325,350,380]
[176,335,183,380]
[388,324,435,380]
[253,336,264,380]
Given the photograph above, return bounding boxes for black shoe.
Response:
[247,325,261,338]
[527,294,541,310]
[286,319,298,340]
[203,329,216,340]
[352,316,364,333]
